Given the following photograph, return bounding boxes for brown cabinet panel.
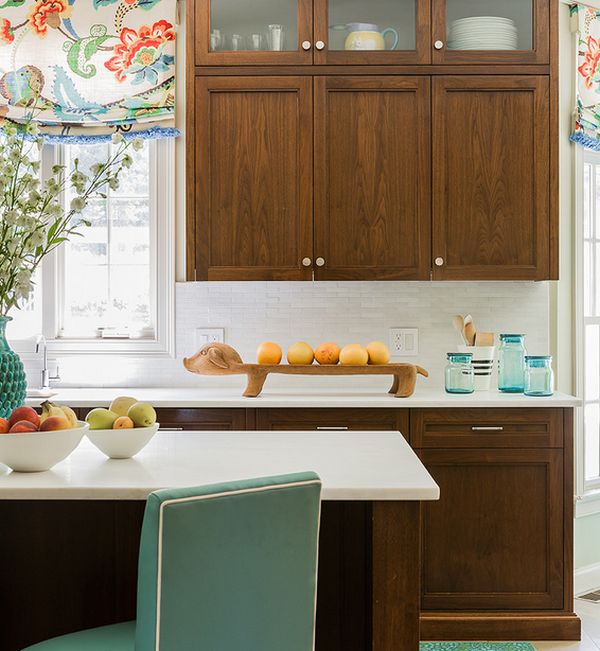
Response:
[314,76,431,280]
[155,408,247,431]
[419,447,564,611]
[432,76,550,280]
[195,76,313,280]
[411,408,563,448]
[255,408,409,440]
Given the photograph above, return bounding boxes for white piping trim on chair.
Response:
[155,479,322,651]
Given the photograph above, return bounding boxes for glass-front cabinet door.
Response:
[432,0,549,64]
[195,0,312,65]
[314,0,430,64]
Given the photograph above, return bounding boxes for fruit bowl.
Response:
[0,421,88,472]
[86,423,159,459]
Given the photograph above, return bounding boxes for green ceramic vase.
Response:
[0,316,27,419]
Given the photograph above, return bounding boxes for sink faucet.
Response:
[35,335,60,390]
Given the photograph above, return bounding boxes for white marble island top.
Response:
[0,431,440,502]
[26,387,581,409]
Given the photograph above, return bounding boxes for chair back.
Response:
[135,472,322,651]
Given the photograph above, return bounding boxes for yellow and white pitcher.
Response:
[344,22,399,51]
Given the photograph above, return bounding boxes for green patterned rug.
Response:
[420,644,535,651]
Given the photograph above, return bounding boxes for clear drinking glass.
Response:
[328,0,415,51]
[524,356,554,397]
[445,0,533,52]
[498,334,527,393]
[211,0,297,51]
[445,353,475,394]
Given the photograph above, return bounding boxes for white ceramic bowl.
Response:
[0,421,88,472]
[86,423,159,459]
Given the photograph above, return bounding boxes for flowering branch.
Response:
[0,117,141,315]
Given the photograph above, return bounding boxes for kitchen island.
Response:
[0,431,438,651]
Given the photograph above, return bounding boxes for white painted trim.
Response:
[155,479,322,651]
[575,561,600,596]
[576,488,600,517]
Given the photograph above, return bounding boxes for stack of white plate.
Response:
[448,16,518,50]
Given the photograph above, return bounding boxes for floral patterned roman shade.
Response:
[572,3,600,150]
[0,0,179,142]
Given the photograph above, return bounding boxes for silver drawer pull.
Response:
[316,426,349,431]
[159,427,184,432]
[471,426,504,432]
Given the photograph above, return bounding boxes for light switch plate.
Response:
[389,328,419,357]
[195,328,225,348]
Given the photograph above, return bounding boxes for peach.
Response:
[287,342,314,365]
[339,344,369,366]
[113,416,134,429]
[8,406,40,429]
[9,420,38,434]
[314,342,341,366]
[257,342,282,365]
[0,418,10,434]
[39,415,70,432]
[366,341,391,365]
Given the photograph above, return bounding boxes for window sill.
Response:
[576,488,600,518]
[45,338,175,358]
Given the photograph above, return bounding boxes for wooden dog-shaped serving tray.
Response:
[184,343,428,398]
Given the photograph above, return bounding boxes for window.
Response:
[579,149,600,491]
[8,139,174,356]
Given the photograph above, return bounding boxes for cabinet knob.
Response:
[301,40,312,51]
[302,257,312,267]
[434,40,444,50]
[315,40,326,51]
[316,257,325,267]
[435,257,444,267]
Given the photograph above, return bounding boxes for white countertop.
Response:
[26,387,581,409]
[0,431,439,502]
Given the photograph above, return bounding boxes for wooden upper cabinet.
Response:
[431,0,550,65]
[194,77,313,281]
[314,77,431,280]
[432,76,551,280]
[194,0,313,66]
[313,0,431,65]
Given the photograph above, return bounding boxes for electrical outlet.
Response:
[195,328,225,348]
[389,328,419,357]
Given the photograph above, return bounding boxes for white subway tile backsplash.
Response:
[37,280,550,391]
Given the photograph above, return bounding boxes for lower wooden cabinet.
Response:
[155,408,248,431]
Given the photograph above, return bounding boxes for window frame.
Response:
[576,146,600,504]
[10,138,176,358]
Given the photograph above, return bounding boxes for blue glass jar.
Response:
[524,356,554,397]
[445,353,475,394]
[498,334,527,393]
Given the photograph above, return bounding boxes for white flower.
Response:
[122,154,133,169]
[90,163,103,176]
[108,177,120,191]
[4,210,18,225]
[70,197,86,212]
[112,132,124,145]
[132,138,144,151]
[30,230,45,247]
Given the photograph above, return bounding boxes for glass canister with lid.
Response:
[498,334,527,393]
[445,353,475,394]
[524,356,554,397]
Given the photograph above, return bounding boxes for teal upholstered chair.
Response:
[23,472,321,651]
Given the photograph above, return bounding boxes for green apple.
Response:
[127,402,157,428]
[85,408,119,430]
[109,396,138,418]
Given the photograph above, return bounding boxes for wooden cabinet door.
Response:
[314,77,431,280]
[432,76,551,280]
[431,0,550,65]
[195,77,313,280]
[418,448,564,611]
[155,408,247,431]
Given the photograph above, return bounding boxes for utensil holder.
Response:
[458,345,496,391]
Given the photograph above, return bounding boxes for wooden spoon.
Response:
[453,315,469,346]
[463,314,476,347]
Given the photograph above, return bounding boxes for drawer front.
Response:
[255,409,409,441]
[155,408,247,431]
[411,408,563,448]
